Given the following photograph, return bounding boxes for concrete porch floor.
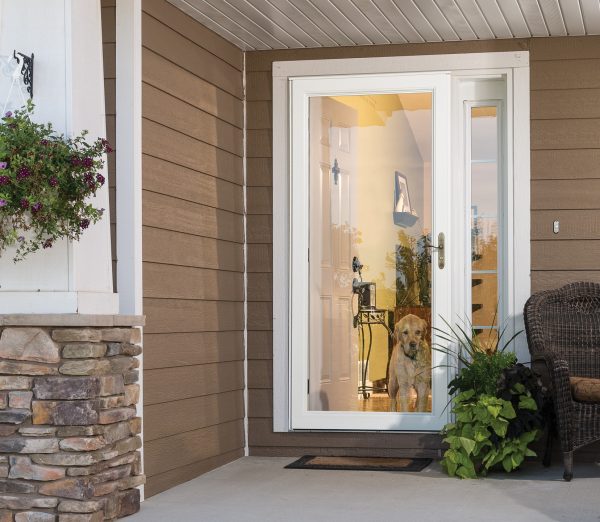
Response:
[131,457,600,521]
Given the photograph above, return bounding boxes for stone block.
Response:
[0,328,60,363]
[34,377,101,401]
[9,456,65,481]
[56,426,100,438]
[123,370,138,385]
[59,360,110,376]
[98,375,124,396]
[114,436,141,455]
[0,362,57,376]
[105,453,136,469]
[128,417,142,436]
[0,376,32,390]
[61,343,107,359]
[0,392,6,409]
[117,474,145,490]
[100,328,141,344]
[58,512,103,522]
[58,499,104,513]
[15,513,55,522]
[0,437,58,454]
[106,343,142,357]
[32,401,98,426]
[59,437,105,452]
[91,480,117,496]
[101,422,130,445]
[0,425,18,436]
[0,510,12,522]
[9,391,32,409]
[38,478,93,500]
[97,395,125,409]
[19,426,56,437]
[0,478,36,494]
[0,465,7,478]
[32,453,99,467]
[132,453,142,476]
[98,407,135,425]
[0,409,31,424]
[124,384,140,407]
[92,464,131,484]
[0,495,58,509]
[108,357,137,374]
[51,329,102,343]
[116,488,140,517]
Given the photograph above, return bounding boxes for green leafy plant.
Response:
[434,315,545,478]
[442,389,538,478]
[0,101,111,261]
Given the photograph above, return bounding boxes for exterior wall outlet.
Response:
[553,220,560,234]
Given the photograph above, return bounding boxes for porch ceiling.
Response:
[167,0,600,51]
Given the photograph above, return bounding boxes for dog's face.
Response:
[394,314,427,359]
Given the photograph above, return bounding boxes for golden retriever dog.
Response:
[388,314,431,412]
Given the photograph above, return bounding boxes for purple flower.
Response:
[17,236,24,242]
[43,239,53,249]
[84,173,94,183]
[40,139,49,146]
[48,177,58,187]
[0,175,9,185]
[19,198,29,209]
[0,162,7,169]
[96,174,105,185]
[4,111,12,118]
[80,218,90,230]
[0,199,6,208]
[31,202,42,213]
[16,167,31,180]
[70,156,81,167]
[82,157,94,168]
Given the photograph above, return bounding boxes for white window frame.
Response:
[272,52,530,432]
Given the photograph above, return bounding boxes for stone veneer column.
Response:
[0,315,144,521]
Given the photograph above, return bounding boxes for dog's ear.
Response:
[420,318,428,332]
[393,323,400,344]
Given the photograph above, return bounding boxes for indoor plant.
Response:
[0,101,111,261]
[435,319,546,478]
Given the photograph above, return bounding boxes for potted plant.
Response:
[435,319,546,478]
[0,101,111,262]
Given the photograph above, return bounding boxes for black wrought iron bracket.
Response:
[13,50,34,99]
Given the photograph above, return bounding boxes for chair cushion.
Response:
[570,376,600,402]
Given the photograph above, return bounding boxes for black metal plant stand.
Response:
[355,308,393,399]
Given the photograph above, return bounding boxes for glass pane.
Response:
[472,273,498,326]
[308,93,433,413]
[471,106,499,335]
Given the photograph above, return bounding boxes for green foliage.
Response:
[432,315,521,396]
[391,232,431,307]
[441,389,539,479]
[0,101,111,261]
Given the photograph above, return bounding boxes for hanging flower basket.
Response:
[0,101,112,262]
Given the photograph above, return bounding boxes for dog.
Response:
[388,314,432,412]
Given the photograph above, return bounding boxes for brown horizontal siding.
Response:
[530,37,600,294]
[142,0,244,496]
[245,36,600,458]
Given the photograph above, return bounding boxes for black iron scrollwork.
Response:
[13,50,34,99]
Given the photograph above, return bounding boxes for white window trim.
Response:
[272,52,530,433]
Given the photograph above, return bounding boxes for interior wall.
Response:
[245,36,600,457]
[140,0,245,497]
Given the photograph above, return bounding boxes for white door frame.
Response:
[272,52,530,433]
[289,73,451,431]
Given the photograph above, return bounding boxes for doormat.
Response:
[285,455,432,472]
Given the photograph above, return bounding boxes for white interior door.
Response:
[308,98,358,411]
[290,73,452,431]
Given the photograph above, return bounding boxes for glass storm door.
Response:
[290,74,452,431]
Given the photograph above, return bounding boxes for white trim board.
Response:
[272,51,530,433]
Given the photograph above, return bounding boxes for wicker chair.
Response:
[524,282,600,481]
